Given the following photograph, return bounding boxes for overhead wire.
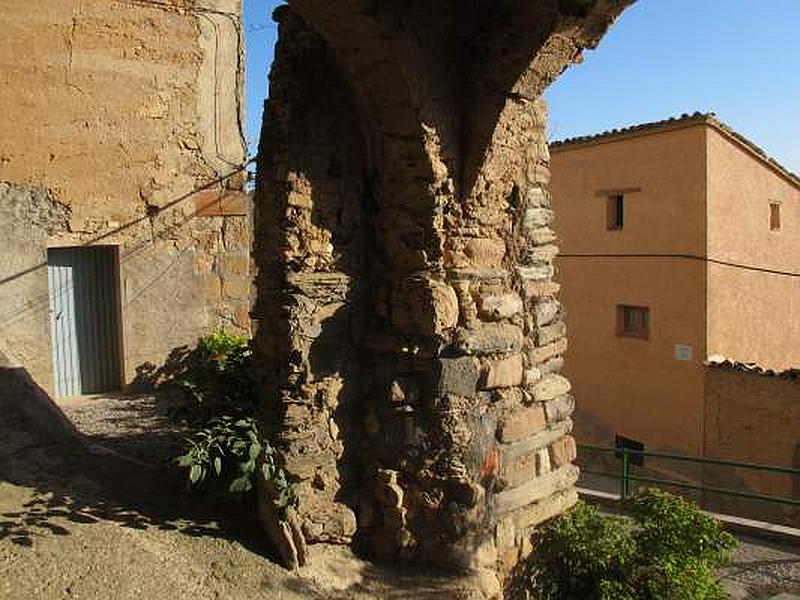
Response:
[559,253,800,278]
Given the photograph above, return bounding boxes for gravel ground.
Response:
[2,392,798,599]
[720,536,800,599]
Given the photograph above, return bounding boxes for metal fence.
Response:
[578,443,800,510]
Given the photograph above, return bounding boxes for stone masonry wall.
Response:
[0,0,248,393]
[252,1,632,593]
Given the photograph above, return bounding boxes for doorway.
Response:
[47,246,123,397]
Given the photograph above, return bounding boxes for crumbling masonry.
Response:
[252,0,632,592]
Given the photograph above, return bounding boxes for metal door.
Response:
[47,246,122,396]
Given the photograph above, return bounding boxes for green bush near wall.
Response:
[516,489,737,600]
[170,330,298,513]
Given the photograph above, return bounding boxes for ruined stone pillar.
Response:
[251,0,632,592]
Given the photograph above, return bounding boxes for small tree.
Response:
[518,489,737,600]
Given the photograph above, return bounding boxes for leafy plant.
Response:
[168,329,256,423]
[175,415,299,513]
[168,330,299,515]
[198,329,249,368]
[518,489,737,600]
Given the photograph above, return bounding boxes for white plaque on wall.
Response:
[674,344,693,361]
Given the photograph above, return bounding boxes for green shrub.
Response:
[169,329,256,424]
[197,329,249,368]
[167,330,298,513]
[519,489,737,600]
[174,415,298,513]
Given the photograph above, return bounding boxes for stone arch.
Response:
[251,0,633,593]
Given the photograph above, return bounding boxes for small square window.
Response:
[769,203,781,231]
[607,194,624,230]
[617,305,649,339]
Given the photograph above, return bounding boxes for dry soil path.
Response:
[0,388,478,600]
[1,384,798,599]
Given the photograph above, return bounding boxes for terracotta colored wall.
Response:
[551,125,708,455]
[704,366,800,525]
[0,0,248,395]
[706,127,800,370]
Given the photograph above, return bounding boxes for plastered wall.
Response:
[706,126,800,370]
[551,125,708,455]
[0,0,248,395]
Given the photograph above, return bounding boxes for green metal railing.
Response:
[578,444,800,508]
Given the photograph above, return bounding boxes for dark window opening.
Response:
[617,304,649,339]
[607,194,624,230]
[770,203,781,231]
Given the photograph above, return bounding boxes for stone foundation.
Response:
[252,0,632,591]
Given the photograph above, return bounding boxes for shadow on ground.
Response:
[0,378,278,562]
[0,366,478,599]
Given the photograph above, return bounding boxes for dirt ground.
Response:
[0,392,481,600]
[1,391,799,600]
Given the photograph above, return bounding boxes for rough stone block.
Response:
[233,304,250,329]
[483,354,524,389]
[222,216,250,252]
[528,338,568,364]
[455,323,524,355]
[536,320,566,347]
[201,275,222,301]
[220,253,250,277]
[194,189,249,216]
[222,275,250,300]
[529,163,552,186]
[516,264,554,281]
[523,367,542,387]
[543,394,575,423]
[532,300,560,326]
[526,187,549,208]
[392,277,459,335]
[522,280,560,299]
[527,226,557,246]
[499,452,537,493]
[523,207,554,229]
[539,356,564,375]
[494,464,579,514]
[525,244,559,264]
[436,356,480,397]
[478,292,523,320]
[464,237,507,267]
[495,516,517,554]
[531,374,571,402]
[497,405,547,442]
[511,487,579,530]
[500,418,572,464]
[549,435,577,468]
[535,447,551,476]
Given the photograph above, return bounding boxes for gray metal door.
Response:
[47,246,122,397]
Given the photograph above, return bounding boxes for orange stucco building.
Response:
[550,113,800,457]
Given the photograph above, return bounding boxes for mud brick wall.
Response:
[0,0,248,393]
[704,363,800,527]
[252,1,632,593]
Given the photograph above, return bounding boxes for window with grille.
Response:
[617,305,649,339]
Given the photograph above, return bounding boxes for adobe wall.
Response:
[706,126,800,370]
[0,0,248,394]
[704,363,800,526]
[252,0,632,593]
[550,125,708,455]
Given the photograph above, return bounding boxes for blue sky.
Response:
[244,0,800,173]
